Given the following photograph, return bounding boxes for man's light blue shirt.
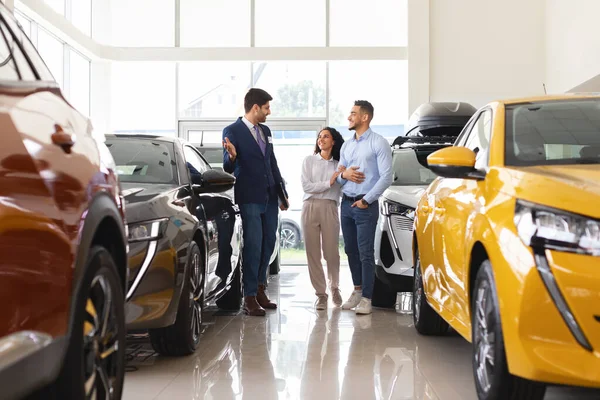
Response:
[337,128,393,204]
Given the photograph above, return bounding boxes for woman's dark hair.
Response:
[314,127,345,161]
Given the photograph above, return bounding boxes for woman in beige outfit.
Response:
[301,127,345,310]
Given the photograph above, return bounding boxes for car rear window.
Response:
[391,148,439,186]
[505,99,600,166]
[106,138,178,184]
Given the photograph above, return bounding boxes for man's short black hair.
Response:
[355,100,374,120]
[244,88,273,113]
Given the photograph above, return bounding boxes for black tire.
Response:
[269,248,281,275]
[371,273,397,308]
[280,222,301,249]
[216,257,243,311]
[471,261,546,400]
[53,246,126,399]
[413,251,449,335]
[150,242,204,357]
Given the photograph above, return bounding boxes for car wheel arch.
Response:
[59,191,127,378]
[73,192,128,296]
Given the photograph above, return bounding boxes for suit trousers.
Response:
[301,199,340,297]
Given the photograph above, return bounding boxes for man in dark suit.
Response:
[222,88,288,316]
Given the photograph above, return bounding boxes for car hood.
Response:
[380,185,427,209]
[121,182,180,223]
[499,165,600,218]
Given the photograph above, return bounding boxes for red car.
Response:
[0,6,128,400]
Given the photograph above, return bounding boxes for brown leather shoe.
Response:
[257,284,277,309]
[244,296,266,316]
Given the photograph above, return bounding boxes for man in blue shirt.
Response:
[337,100,393,315]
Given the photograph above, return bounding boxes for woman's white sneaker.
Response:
[342,290,362,310]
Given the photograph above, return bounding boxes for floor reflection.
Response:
[123,266,600,400]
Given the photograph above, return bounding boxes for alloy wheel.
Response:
[473,282,496,395]
[280,227,297,249]
[83,275,120,400]
[189,252,203,343]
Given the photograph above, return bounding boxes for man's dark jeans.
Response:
[239,192,279,297]
[340,198,379,299]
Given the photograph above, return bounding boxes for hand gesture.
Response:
[342,166,365,184]
[351,200,369,209]
[223,137,237,161]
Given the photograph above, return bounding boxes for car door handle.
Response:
[420,205,431,214]
[51,124,75,153]
[435,207,445,216]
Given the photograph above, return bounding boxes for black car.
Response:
[105,134,243,356]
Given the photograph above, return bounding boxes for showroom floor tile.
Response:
[123,266,600,400]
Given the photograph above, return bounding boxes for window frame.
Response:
[183,144,211,176]
[462,108,493,170]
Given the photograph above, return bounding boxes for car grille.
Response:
[392,215,413,231]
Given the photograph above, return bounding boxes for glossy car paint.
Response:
[108,136,242,330]
[0,43,123,341]
[0,6,127,399]
[414,95,600,388]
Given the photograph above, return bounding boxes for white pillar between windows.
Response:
[408,0,430,115]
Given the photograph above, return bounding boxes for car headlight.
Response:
[380,199,415,219]
[128,218,168,243]
[514,200,600,255]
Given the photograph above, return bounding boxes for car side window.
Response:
[0,9,53,81]
[0,22,35,81]
[464,109,492,169]
[184,146,210,175]
[454,117,477,147]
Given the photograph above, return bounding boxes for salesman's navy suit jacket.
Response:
[222,117,285,205]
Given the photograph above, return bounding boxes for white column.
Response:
[407,0,430,115]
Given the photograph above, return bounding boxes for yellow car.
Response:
[412,95,600,400]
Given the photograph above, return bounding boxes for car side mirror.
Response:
[192,169,235,194]
[427,146,486,180]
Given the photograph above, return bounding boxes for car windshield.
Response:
[196,147,223,165]
[391,148,439,186]
[105,138,178,184]
[505,99,600,166]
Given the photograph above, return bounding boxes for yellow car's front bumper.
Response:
[497,243,600,388]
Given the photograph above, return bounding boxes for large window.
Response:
[255,0,325,47]
[180,0,250,47]
[329,61,408,140]
[110,0,174,47]
[110,62,176,135]
[14,11,31,38]
[69,49,90,116]
[178,62,250,118]
[330,0,408,46]
[36,28,64,87]
[253,62,326,118]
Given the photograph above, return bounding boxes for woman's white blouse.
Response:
[301,153,342,204]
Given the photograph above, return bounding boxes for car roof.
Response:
[105,133,184,144]
[497,94,600,105]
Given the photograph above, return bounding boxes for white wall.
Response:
[545,0,600,93]
[427,0,546,108]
